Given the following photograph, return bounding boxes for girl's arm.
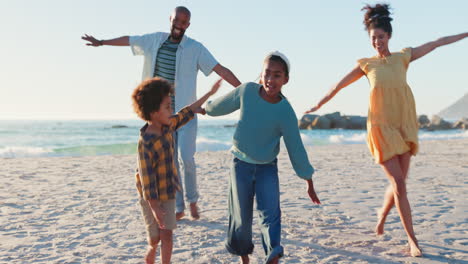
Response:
[307,179,320,204]
[205,83,244,116]
[281,111,320,204]
[305,65,364,113]
[410,32,468,62]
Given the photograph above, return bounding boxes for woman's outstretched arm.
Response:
[410,32,468,62]
[305,64,364,113]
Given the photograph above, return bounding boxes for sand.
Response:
[1,139,467,264]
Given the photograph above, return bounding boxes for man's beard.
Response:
[170,27,185,41]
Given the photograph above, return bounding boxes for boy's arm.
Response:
[168,79,223,131]
[189,79,223,113]
[168,108,195,132]
[81,34,129,46]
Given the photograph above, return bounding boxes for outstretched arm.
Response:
[213,64,242,88]
[189,79,223,114]
[81,34,129,47]
[169,79,223,131]
[410,32,468,62]
[305,64,364,113]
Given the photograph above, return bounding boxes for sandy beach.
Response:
[1,139,467,264]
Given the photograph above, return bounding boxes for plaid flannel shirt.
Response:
[135,107,194,201]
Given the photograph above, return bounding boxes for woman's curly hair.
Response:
[362,3,393,36]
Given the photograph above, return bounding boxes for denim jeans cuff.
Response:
[265,246,284,263]
[225,241,254,256]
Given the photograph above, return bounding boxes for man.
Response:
[82,6,241,220]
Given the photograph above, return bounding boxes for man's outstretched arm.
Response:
[81,34,129,47]
[213,64,241,88]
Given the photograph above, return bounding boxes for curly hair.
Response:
[362,3,393,36]
[131,77,174,121]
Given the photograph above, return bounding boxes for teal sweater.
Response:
[205,82,314,180]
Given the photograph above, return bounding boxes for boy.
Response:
[132,77,222,264]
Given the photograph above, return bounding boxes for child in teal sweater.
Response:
[205,51,320,264]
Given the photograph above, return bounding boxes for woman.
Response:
[306,3,467,257]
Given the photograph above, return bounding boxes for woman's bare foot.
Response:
[409,240,422,257]
[145,245,156,264]
[190,203,200,220]
[375,209,385,235]
[176,211,185,221]
[241,255,249,264]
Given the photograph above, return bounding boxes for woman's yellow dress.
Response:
[358,48,419,164]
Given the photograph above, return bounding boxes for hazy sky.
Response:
[1,0,467,120]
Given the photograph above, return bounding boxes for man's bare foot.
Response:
[145,245,156,264]
[176,211,185,221]
[267,255,279,264]
[241,255,249,264]
[190,203,200,220]
[375,209,385,235]
[409,240,422,257]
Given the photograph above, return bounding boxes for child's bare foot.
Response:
[375,209,385,235]
[267,255,279,264]
[241,255,249,264]
[145,246,156,264]
[409,240,422,257]
[176,211,185,221]
[190,203,200,220]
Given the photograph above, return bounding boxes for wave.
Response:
[0,138,233,158]
[419,130,468,140]
[0,146,52,158]
[53,143,137,156]
[328,133,367,144]
[2,130,467,158]
[196,137,231,152]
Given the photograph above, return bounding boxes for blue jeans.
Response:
[175,117,199,213]
[226,157,284,263]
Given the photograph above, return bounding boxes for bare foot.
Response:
[190,203,200,220]
[145,246,156,264]
[241,255,249,264]
[375,209,385,235]
[267,255,279,264]
[176,211,185,221]
[409,241,422,257]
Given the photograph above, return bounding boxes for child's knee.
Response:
[148,236,160,247]
[159,229,173,242]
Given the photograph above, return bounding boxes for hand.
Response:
[193,107,206,115]
[307,180,321,204]
[304,105,320,114]
[209,79,223,95]
[81,34,102,47]
[149,200,166,229]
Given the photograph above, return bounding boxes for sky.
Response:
[0,0,467,120]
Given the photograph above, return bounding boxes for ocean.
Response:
[1,119,467,158]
